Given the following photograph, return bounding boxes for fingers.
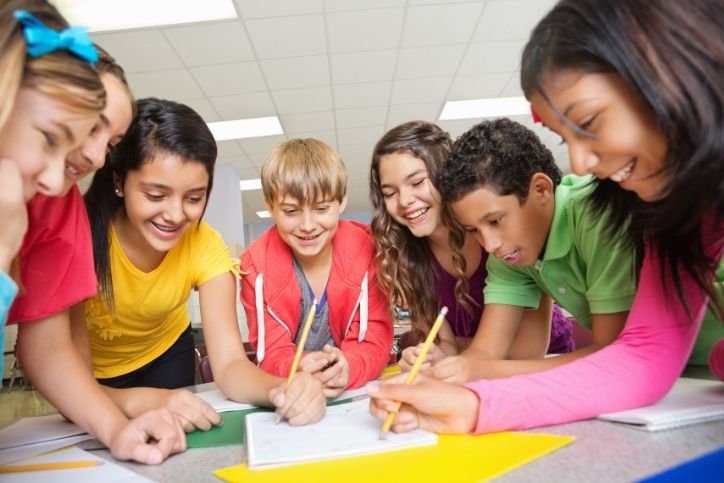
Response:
[165,390,222,432]
[431,357,465,383]
[114,408,187,465]
[299,352,331,374]
[400,345,432,371]
[274,373,326,425]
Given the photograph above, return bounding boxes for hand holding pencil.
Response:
[269,300,327,425]
[368,306,481,436]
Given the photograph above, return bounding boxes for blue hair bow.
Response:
[14,10,98,64]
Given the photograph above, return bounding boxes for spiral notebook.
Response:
[596,378,724,431]
[244,398,437,469]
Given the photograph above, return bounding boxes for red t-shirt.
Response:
[8,185,97,324]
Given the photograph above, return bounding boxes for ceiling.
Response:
[82,0,567,223]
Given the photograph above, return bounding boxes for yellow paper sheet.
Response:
[213,431,574,483]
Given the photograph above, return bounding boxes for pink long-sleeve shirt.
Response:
[465,224,723,434]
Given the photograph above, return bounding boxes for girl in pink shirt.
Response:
[369,0,723,434]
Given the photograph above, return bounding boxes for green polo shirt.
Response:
[689,259,724,365]
[483,174,637,329]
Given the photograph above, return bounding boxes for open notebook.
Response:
[596,378,724,431]
[245,398,437,469]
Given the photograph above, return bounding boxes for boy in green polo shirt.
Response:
[428,118,636,382]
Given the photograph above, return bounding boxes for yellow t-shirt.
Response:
[85,221,237,379]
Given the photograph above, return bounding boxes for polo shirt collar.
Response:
[540,175,593,262]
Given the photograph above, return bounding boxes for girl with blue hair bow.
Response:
[0,0,186,465]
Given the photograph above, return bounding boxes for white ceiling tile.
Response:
[448,72,514,99]
[127,69,205,99]
[92,30,183,73]
[331,50,396,85]
[458,41,524,75]
[191,62,267,96]
[216,140,246,158]
[272,87,334,114]
[402,3,484,47]
[239,134,288,157]
[437,119,479,139]
[246,15,326,58]
[499,70,524,97]
[473,0,555,41]
[260,56,330,90]
[287,130,338,149]
[326,0,406,11]
[336,107,387,130]
[163,21,254,66]
[230,161,260,179]
[386,102,441,128]
[209,92,276,120]
[235,0,322,19]
[327,9,404,53]
[180,98,220,122]
[390,77,451,104]
[395,45,465,79]
[280,111,336,134]
[336,126,384,147]
[409,0,484,4]
[333,82,391,110]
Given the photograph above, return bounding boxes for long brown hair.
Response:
[370,121,469,344]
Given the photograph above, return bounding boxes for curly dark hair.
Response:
[439,118,562,205]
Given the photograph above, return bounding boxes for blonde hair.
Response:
[261,138,347,206]
[0,0,105,134]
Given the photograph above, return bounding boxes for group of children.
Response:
[0,0,721,466]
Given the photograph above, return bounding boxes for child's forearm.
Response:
[216,357,284,407]
[17,314,130,446]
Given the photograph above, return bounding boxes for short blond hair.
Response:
[261,138,347,206]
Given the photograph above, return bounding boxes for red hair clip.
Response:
[531,106,542,124]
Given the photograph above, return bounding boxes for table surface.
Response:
[89,374,724,483]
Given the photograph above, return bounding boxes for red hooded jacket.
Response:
[240,220,393,389]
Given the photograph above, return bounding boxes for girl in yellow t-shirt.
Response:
[74,98,327,430]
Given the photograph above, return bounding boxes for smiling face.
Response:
[530,71,668,201]
[269,194,347,263]
[117,154,209,255]
[0,87,97,201]
[63,73,133,193]
[451,174,554,266]
[377,151,443,239]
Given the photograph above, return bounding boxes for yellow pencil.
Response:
[0,460,103,473]
[286,299,318,387]
[379,306,448,439]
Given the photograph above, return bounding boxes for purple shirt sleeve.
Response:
[464,232,723,434]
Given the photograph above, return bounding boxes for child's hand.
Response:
[299,350,333,374]
[367,374,479,434]
[153,389,222,432]
[108,408,186,465]
[430,355,475,383]
[399,342,445,371]
[270,371,326,426]
[0,158,28,272]
[317,345,349,398]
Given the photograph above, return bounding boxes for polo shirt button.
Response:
[558,287,566,295]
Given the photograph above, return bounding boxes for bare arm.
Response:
[17,312,186,464]
[200,272,325,424]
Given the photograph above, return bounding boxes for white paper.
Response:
[245,399,437,469]
[0,415,87,449]
[0,435,93,466]
[0,446,152,483]
[597,378,724,431]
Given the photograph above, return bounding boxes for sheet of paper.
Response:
[0,435,93,466]
[0,446,152,483]
[0,415,87,449]
[245,399,437,469]
[195,389,255,413]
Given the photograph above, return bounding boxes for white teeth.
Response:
[503,250,519,261]
[610,160,635,182]
[153,222,179,232]
[66,164,79,176]
[406,208,428,220]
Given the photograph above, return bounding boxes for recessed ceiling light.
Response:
[239,179,262,191]
[256,211,271,219]
[53,0,238,32]
[439,97,530,120]
[208,117,284,142]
